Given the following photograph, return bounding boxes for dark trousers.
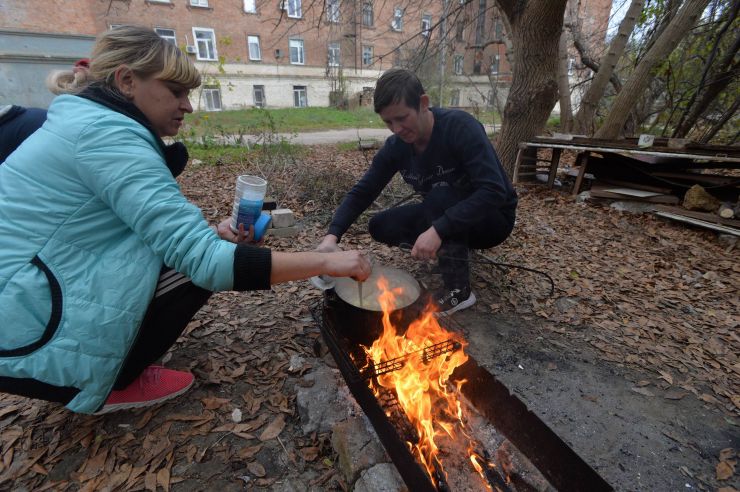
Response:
[368,186,514,290]
[0,268,211,405]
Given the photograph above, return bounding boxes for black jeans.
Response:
[0,268,211,405]
[368,185,514,290]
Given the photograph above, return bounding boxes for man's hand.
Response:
[216,218,262,245]
[411,226,442,260]
[316,234,342,253]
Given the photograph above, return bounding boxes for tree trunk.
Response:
[698,97,740,143]
[595,0,711,139]
[572,0,644,135]
[557,28,573,133]
[495,0,569,176]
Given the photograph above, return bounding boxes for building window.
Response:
[453,54,463,75]
[475,0,486,46]
[293,86,308,107]
[362,2,374,27]
[202,87,221,111]
[391,7,403,31]
[449,89,460,107]
[494,18,503,40]
[247,36,261,61]
[190,0,208,6]
[289,39,305,64]
[362,45,373,65]
[490,54,500,74]
[455,23,464,41]
[244,0,256,12]
[193,28,217,61]
[155,28,176,45]
[421,14,432,37]
[253,85,265,108]
[328,42,340,67]
[487,90,495,107]
[287,0,302,18]
[327,0,340,23]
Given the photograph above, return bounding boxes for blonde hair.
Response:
[89,25,201,91]
[46,69,91,95]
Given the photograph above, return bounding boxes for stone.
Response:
[609,201,657,214]
[295,365,346,434]
[268,225,302,238]
[331,415,389,484]
[682,184,720,212]
[271,208,296,228]
[353,463,408,492]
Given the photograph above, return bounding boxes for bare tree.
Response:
[572,0,644,135]
[557,28,573,133]
[596,0,711,139]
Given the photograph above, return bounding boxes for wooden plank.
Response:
[521,142,740,163]
[547,148,562,188]
[572,152,590,197]
[598,179,673,195]
[655,211,740,236]
[589,189,679,204]
[654,205,740,228]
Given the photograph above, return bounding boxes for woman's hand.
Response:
[324,250,372,282]
[216,218,263,245]
[411,226,442,260]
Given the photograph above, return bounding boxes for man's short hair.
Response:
[373,68,425,113]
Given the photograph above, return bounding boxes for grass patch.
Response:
[183,107,385,137]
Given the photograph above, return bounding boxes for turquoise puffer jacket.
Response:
[0,95,236,413]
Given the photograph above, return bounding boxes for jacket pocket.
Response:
[0,256,62,357]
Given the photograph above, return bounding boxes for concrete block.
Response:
[271,208,296,228]
[353,463,407,492]
[331,415,389,485]
[268,225,301,238]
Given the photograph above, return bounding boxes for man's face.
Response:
[378,97,429,145]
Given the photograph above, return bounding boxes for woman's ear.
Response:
[113,65,135,99]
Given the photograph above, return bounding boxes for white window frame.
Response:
[362,2,373,27]
[293,85,308,107]
[190,0,209,7]
[154,28,176,45]
[421,14,432,37]
[202,87,222,111]
[248,35,262,61]
[243,0,256,12]
[289,39,305,65]
[253,85,266,108]
[490,54,500,74]
[362,45,373,65]
[391,7,403,31]
[193,27,217,61]
[328,42,340,67]
[327,0,340,23]
[453,54,463,75]
[287,0,302,18]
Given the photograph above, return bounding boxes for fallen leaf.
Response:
[631,387,655,397]
[247,461,266,477]
[237,444,263,460]
[720,448,737,461]
[300,447,320,461]
[717,460,734,480]
[259,415,286,442]
[664,390,687,400]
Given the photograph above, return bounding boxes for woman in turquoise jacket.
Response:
[0,26,371,415]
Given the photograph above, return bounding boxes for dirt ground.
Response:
[0,145,737,491]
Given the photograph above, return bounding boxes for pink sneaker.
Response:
[96,366,194,414]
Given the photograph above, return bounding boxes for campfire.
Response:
[359,277,501,490]
[315,269,612,492]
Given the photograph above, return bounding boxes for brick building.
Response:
[1,0,611,111]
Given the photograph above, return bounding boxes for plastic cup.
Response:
[230,175,267,233]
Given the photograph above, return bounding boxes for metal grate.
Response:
[361,339,462,380]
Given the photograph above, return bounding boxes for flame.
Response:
[362,276,492,487]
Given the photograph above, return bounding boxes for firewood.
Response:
[718,202,736,219]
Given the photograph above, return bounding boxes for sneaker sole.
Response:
[435,291,476,317]
[94,378,194,415]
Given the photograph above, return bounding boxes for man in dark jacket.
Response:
[0,105,47,163]
[317,68,517,315]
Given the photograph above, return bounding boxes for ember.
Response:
[360,277,498,490]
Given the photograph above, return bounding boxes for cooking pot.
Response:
[312,266,428,346]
